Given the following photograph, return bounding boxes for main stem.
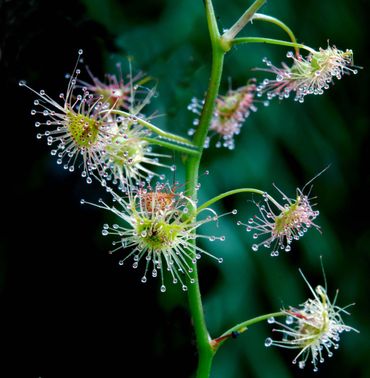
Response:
[185,1,268,376]
[184,1,224,377]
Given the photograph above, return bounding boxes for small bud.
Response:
[241,185,320,254]
[188,81,258,150]
[266,270,358,371]
[256,45,357,102]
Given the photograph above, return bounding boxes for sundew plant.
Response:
[20,1,360,377]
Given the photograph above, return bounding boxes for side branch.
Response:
[197,188,268,213]
[212,311,286,351]
[222,0,267,43]
[142,137,200,156]
[252,13,299,55]
[105,109,195,146]
[232,37,316,54]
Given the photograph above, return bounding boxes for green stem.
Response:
[212,311,286,351]
[142,137,200,156]
[222,0,266,43]
[232,37,316,54]
[184,1,225,377]
[104,109,194,146]
[192,5,222,149]
[197,188,265,212]
[252,13,299,55]
[186,263,215,378]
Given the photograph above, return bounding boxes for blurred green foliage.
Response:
[2,0,369,377]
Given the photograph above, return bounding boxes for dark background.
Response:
[1,0,369,377]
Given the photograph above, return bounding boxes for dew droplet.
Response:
[160,285,166,292]
[188,128,195,136]
[264,337,273,347]
[298,361,305,369]
[285,315,294,325]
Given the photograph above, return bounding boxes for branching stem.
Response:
[232,37,316,54]
[104,109,194,146]
[212,311,286,351]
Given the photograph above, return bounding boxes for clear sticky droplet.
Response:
[285,316,294,325]
[264,337,273,347]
